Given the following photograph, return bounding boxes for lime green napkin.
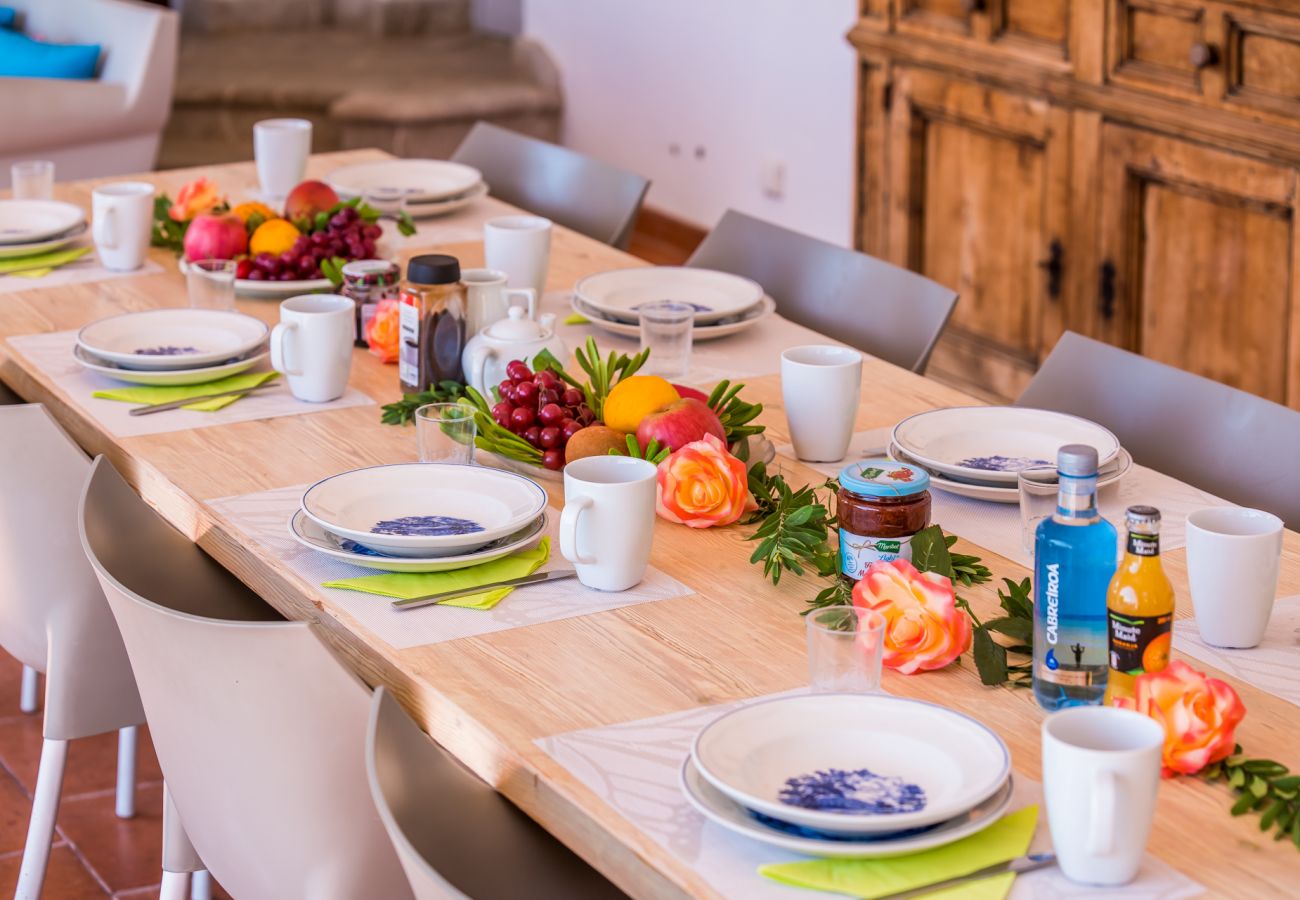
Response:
[324,537,551,610]
[0,246,91,275]
[759,805,1038,900]
[563,312,591,325]
[13,267,53,279]
[92,371,279,412]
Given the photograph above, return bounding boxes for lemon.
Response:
[249,218,301,257]
[603,375,680,433]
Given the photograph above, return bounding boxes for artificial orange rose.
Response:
[168,178,223,222]
[1113,659,1245,777]
[655,433,755,528]
[852,559,971,674]
[366,298,400,364]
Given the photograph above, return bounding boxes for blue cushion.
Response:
[0,7,15,28]
[0,28,100,80]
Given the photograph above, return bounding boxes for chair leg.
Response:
[115,725,137,818]
[19,665,38,713]
[15,738,68,900]
[160,870,190,900]
[190,869,212,900]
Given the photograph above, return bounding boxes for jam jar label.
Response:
[839,529,915,579]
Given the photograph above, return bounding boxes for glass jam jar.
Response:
[341,259,400,347]
[838,459,931,583]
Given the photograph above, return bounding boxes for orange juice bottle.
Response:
[1104,506,1175,705]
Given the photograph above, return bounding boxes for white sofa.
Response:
[0,0,178,188]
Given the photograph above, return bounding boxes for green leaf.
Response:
[1270,775,1300,791]
[1229,767,1247,789]
[972,627,1009,686]
[1231,792,1257,816]
[984,616,1033,643]
[1243,760,1288,775]
[910,525,954,579]
[1251,776,1270,799]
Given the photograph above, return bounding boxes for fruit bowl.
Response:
[179,258,333,299]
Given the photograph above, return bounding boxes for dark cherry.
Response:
[542,449,564,470]
[509,406,536,430]
[538,426,562,449]
[561,418,585,441]
[523,426,543,447]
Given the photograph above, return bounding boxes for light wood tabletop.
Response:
[2,151,1297,898]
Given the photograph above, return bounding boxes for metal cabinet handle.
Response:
[961,0,985,12]
[1189,42,1219,69]
[1099,260,1118,321]
[1038,239,1064,300]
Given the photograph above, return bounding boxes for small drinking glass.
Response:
[11,160,54,200]
[362,185,408,220]
[806,604,886,693]
[639,300,694,380]
[416,403,477,464]
[187,259,238,310]
[1018,466,1059,557]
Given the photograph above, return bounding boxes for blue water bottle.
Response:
[1032,444,1116,710]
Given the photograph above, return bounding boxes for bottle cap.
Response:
[1057,444,1099,478]
[1126,505,1161,530]
[406,254,460,285]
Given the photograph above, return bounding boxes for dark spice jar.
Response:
[398,254,466,392]
[837,459,931,583]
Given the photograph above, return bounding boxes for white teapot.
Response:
[461,305,567,397]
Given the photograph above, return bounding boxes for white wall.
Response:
[522,0,860,246]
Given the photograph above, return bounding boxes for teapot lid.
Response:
[485,305,548,341]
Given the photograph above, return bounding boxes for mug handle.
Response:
[471,346,496,398]
[1088,769,1117,856]
[93,207,118,251]
[506,288,537,320]
[270,322,302,376]
[559,496,596,566]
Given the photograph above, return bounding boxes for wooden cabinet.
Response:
[851,0,1300,409]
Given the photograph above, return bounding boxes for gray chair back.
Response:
[366,686,626,900]
[686,210,957,373]
[1017,332,1300,528]
[452,121,650,249]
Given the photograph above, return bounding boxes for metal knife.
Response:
[873,853,1056,899]
[391,569,577,611]
[128,383,278,416]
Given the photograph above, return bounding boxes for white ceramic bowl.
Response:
[691,693,1010,835]
[301,463,549,558]
[77,309,270,370]
[74,343,269,386]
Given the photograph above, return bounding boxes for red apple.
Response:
[672,384,711,403]
[284,180,339,224]
[636,398,726,452]
[183,212,248,262]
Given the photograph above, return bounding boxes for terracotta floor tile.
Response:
[0,768,34,856]
[0,654,39,717]
[58,782,163,893]
[0,718,162,799]
[0,844,107,897]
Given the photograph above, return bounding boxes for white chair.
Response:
[79,456,414,900]
[0,405,144,899]
[0,0,179,187]
[367,686,627,899]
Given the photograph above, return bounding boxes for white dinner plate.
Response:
[691,693,1010,835]
[681,757,1015,859]
[289,508,547,573]
[178,258,334,299]
[0,200,86,244]
[326,159,484,203]
[574,267,765,325]
[77,309,270,370]
[74,343,269,386]
[571,294,777,342]
[892,407,1121,486]
[403,181,489,219]
[0,223,89,259]
[302,463,549,558]
[888,443,1134,504]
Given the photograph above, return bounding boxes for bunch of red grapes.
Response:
[234,206,383,281]
[492,361,596,470]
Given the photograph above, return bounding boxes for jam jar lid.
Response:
[839,459,930,497]
[341,259,399,286]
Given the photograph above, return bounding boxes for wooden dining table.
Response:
[1,150,1297,898]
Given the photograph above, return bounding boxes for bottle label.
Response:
[1108,611,1172,675]
[398,293,420,389]
[1127,533,1159,557]
[839,529,914,580]
[1035,558,1110,690]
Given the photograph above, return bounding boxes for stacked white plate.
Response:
[0,199,88,259]
[291,463,549,573]
[682,694,1014,858]
[888,406,1130,503]
[74,309,270,386]
[573,267,774,342]
[324,159,487,220]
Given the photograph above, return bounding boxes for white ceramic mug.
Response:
[1042,706,1164,886]
[484,215,552,301]
[1186,506,1283,648]
[91,182,154,272]
[270,295,355,403]
[461,267,537,337]
[254,118,312,200]
[781,345,863,462]
[560,455,657,592]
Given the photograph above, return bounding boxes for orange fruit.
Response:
[603,376,680,433]
[231,201,278,224]
[249,218,301,257]
[1142,632,1171,673]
